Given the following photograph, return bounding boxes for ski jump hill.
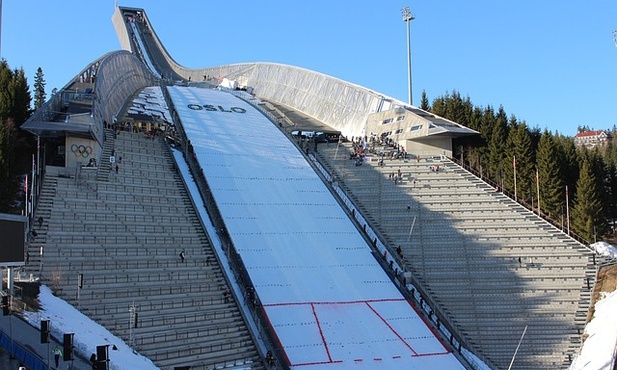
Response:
[19,5,599,370]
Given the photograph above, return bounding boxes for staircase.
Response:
[27,130,264,370]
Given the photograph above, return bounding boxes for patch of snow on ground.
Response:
[590,242,617,259]
[23,285,159,370]
[570,241,617,370]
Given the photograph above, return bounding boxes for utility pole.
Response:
[0,0,3,58]
[401,6,415,105]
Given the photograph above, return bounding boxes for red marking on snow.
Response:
[263,298,454,367]
[311,302,333,363]
[263,297,405,307]
[365,301,419,356]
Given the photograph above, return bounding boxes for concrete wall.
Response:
[65,136,100,170]
[406,138,452,157]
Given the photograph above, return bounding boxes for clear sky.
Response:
[3,1,617,136]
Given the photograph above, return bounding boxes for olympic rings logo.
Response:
[71,144,93,158]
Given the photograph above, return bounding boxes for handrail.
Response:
[160,84,286,369]
[233,92,486,370]
[448,156,596,253]
[304,149,488,370]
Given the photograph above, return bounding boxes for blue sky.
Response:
[3,1,617,136]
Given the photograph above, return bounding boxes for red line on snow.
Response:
[365,301,419,356]
[263,297,405,307]
[311,302,334,363]
[293,360,344,367]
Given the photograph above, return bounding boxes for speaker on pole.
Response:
[2,295,9,316]
[40,320,49,343]
[63,333,74,361]
[96,344,109,370]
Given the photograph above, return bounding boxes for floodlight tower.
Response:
[401,6,415,105]
[0,0,3,58]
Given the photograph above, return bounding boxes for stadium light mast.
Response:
[401,6,414,105]
[0,0,3,58]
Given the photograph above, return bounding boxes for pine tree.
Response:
[555,134,579,193]
[420,90,430,111]
[33,67,46,109]
[444,91,471,127]
[536,130,563,218]
[571,159,604,242]
[604,138,617,224]
[503,123,534,201]
[8,67,32,126]
[487,111,507,181]
[0,61,33,212]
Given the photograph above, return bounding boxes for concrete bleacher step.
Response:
[313,138,595,370]
[28,130,263,369]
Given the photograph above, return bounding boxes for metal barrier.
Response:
[0,329,47,370]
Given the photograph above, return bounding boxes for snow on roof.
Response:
[168,85,465,369]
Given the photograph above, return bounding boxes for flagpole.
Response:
[566,185,570,235]
[513,155,517,202]
[24,175,28,216]
[536,169,540,215]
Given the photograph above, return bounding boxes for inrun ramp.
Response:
[168,86,465,369]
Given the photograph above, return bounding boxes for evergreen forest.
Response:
[0,60,34,214]
[423,90,617,243]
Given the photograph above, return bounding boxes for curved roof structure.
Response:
[111,6,477,145]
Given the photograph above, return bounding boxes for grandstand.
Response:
[16,4,599,370]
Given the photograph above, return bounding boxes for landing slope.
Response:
[168,86,465,369]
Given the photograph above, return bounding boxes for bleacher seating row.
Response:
[314,139,596,370]
[26,129,263,370]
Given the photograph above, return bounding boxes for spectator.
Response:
[52,347,63,367]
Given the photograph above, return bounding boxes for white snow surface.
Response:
[590,241,617,260]
[167,86,465,369]
[24,285,159,370]
[569,241,617,370]
[570,288,617,370]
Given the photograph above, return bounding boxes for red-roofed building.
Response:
[574,130,612,148]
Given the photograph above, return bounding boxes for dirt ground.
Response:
[588,263,617,321]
